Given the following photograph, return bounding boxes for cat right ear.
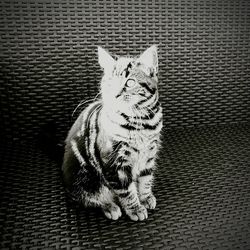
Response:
[98,46,115,74]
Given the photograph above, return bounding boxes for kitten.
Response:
[62,45,163,221]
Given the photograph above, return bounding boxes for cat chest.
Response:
[129,138,159,176]
[98,128,160,177]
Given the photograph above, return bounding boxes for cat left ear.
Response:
[137,45,158,74]
[98,46,115,74]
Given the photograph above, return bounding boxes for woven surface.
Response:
[1,0,250,141]
[0,124,250,249]
[1,1,250,249]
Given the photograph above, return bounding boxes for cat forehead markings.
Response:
[114,58,134,73]
[114,57,149,78]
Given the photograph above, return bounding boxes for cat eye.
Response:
[125,79,136,88]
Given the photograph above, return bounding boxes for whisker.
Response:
[71,92,101,118]
[146,106,156,119]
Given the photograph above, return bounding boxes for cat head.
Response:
[98,45,159,115]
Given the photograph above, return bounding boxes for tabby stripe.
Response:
[123,142,139,153]
[87,105,102,172]
[139,82,156,95]
[94,109,105,169]
[142,118,163,130]
[126,196,140,209]
[71,139,86,167]
[121,109,156,121]
[146,157,155,164]
[85,109,96,166]
[120,123,137,130]
[117,182,136,194]
[143,108,162,125]
[120,108,162,131]
[120,116,162,131]
[133,112,162,128]
[80,101,102,134]
[118,191,130,198]
[118,167,133,189]
[151,139,159,145]
[153,104,160,114]
[120,112,130,121]
[91,106,102,164]
[84,102,102,158]
[145,92,159,107]
[139,109,156,120]
[73,135,91,170]
[136,93,155,106]
[118,165,132,176]
[115,87,126,98]
[125,192,136,202]
[84,106,94,158]
[146,96,159,110]
[125,62,133,77]
[140,105,161,120]
[139,168,153,177]
[150,100,160,112]
[106,145,132,168]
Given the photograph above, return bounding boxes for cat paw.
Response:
[141,194,156,210]
[126,205,148,221]
[103,204,122,220]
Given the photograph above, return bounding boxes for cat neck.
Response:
[98,107,129,141]
[99,105,161,144]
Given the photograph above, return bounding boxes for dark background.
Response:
[0,1,250,249]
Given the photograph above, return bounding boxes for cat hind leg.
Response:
[83,185,122,220]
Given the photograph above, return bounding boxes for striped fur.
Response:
[62,45,162,221]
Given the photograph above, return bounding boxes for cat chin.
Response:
[103,105,133,116]
[102,97,132,113]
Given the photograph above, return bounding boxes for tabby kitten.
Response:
[62,45,163,221]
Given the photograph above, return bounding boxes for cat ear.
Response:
[137,45,158,73]
[98,46,115,74]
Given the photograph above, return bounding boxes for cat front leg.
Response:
[109,147,148,221]
[137,161,157,210]
[115,182,148,221]
[96,186,122,220]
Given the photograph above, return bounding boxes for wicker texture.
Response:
[1,124,250,249]
[1,1,250,249]
[0,0,250,140]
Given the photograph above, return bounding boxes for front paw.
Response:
[125,205,148,221]
[103,203,122,220]
[141,194,156,210]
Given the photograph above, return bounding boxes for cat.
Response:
[62,45,163,221]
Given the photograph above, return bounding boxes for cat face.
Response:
[98,46,158,114]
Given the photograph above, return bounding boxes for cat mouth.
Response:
[123,95,131,101]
